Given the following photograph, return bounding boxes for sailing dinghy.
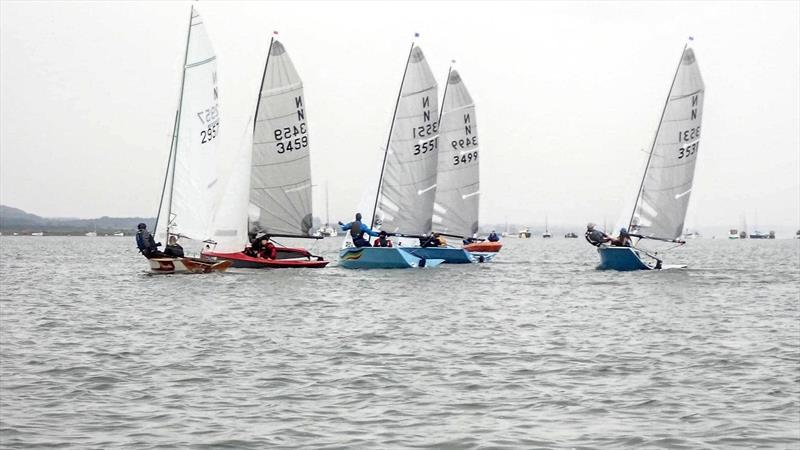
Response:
[202,36,328,269]
[596,41,704,271]
[149,6,230,275]
[428,67,501,259]
[339,41,446,269]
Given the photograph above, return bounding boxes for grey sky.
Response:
[1,1,798,230]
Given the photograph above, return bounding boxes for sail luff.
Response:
[154,108,179,235]
[371,41,416,229]
[628,44,687,232]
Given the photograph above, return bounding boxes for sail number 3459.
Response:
[274,123,308,154]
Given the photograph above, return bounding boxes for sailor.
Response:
[611,227,633,247]
[260,239,277,259]
[419,233,437,248]
[373,230,393,247]
[585,223,611,246]
[463,233,479,245]
[487,230,500,242]
[339,213,379,248]
[135,223,162,258]
[164,235,185,257]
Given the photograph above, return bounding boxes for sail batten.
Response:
[432,69,480,237]
[630,46,705,241]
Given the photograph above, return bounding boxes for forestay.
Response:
[631,46,704,240]
[433,69,480,237]
[250,40,313,236]
[374,45,439,234]
[156,6,220,242]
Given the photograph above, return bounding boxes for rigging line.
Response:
[628,43,688,232]
[371,40,416,229]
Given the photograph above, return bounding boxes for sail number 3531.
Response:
[274,123,308,154]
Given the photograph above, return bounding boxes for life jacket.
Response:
[350,220,363,239]
[374,238,392,247]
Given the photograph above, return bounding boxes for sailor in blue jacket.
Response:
[339,213,379,248]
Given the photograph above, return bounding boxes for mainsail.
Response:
[155,6,220,242]
[250,39,313,236]
[630,45,704,240]
[432,69,480,237]
[373,44,439,234]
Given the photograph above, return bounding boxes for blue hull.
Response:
[404,246,474,264]
[597,246,653,271]
[338,247,444,269]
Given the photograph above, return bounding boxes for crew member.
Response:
[339,213,379,248]
[164,235,185,257]
[585,222,611,246]
[373,230,393,247]
[135,223,162,258]
[610,227,633,247]
[487,230,500,242]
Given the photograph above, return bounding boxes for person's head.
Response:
[168,235,178,245]
[355,212,362,222]
[587,222,596,230]
[261,238,268,245]
[619,227,628,236]
[379,230,388,238]
[137,223,147,230]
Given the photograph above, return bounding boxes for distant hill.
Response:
[0,205,154,235]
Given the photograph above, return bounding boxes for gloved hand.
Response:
[156,242,162,247]
[338,221,344,226]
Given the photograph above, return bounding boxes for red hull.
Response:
[202,249,329,269]
[463,241,503,253]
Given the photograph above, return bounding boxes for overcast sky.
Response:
[1,1,798,230]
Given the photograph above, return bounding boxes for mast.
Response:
[627,43,688,232]
[253,34,275,134]
[325,181,330,227]
[165,6,196,238]
[155,108,179,234]
[370,39,416,229]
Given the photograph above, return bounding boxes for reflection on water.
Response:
[1,237,798,447]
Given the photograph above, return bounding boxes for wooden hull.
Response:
[202,250,329,269]
[148,257,232,274]
[463,241,503,253]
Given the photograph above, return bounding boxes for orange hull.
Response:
[463,241,503,253]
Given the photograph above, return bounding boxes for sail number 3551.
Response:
[274,123,308,154]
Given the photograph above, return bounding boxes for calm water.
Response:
[1,236,798,449]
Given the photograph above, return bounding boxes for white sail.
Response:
[209,121,253,253]
[631,46,704,240]
[375,45,439,234]
[432,69,479,237]
[250,40,313,236]
[156,6,220,242]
